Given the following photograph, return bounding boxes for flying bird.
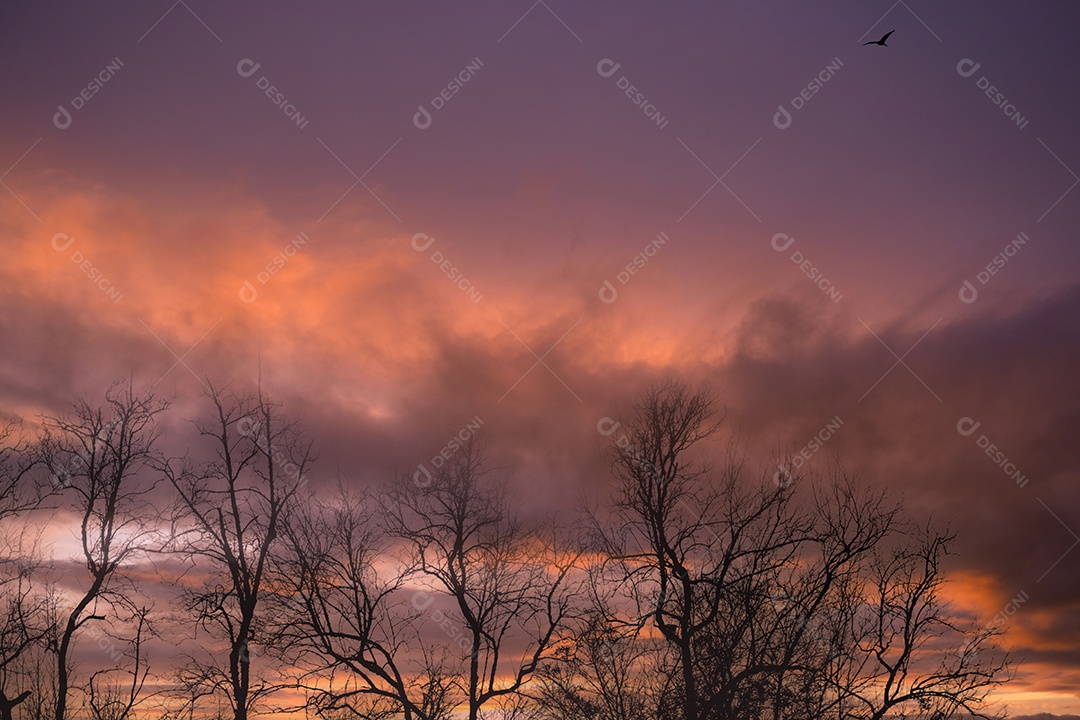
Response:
[864,30,894,46]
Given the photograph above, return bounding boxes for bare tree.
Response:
[0,375,1014,720]
[826,525,1011,720]
[279,436,579,720]
[3,631,60,720]
[161,384,314,720]
[84,605,153,720]
[715,475,900,720]
[589,381,1009,720]
[276,487,442,720]
[523,610,673,720]
[0,530,57,720]
[0,419,54,720]
[0,419,46,519]
[39,383,168,720]
[593,381,809,720]
[383,437,579,720]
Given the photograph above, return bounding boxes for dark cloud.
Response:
[4,1,1080,712]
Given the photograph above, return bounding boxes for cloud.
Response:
[4,166,1080,705]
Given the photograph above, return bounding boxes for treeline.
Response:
[0,381,1010,720]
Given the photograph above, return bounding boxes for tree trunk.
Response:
[231,643,249,720]
[0,690,32,720]
[55,616,75,720]
[681,638,698,720]
[55,590,104,720]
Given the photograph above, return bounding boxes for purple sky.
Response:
[2,1,1080,713]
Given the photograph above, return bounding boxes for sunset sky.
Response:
[2,1,1080,715]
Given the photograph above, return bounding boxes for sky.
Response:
[2,0,1079,714]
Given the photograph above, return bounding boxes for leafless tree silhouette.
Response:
[590,382,801,720]
[382,437,580,720]
[276,486,444,720]
[825,523,1011,720]
[279,436,579,720]
[161,384,314,720]
[582,381,1010,720]
[38,383,168,720]
[0,419,54,720]
[0,379,1014,720]
[0,419,47,518]
[84,605,153,720]
[523,610,672,720]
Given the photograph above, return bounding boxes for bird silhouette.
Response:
[864,30,894,46]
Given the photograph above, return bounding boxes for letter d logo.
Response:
[771,233,795,252]
[411,233,435,252]
[958,279,978,304]
[598,280,618,304]
[239,280,258,304]
[596,417,621,436]
[414,464,432,487]
[53,105,72,130]
[413,104,432,130]
[956,58,981,78]
[773,464,793,488]
[773,104,792,130]
[51,233,75,251]
[237,416,260,438]
[236,58,261,78]
[596,58,621,78]
[956,417,981,437]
